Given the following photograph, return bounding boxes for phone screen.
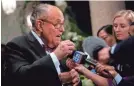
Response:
[72,51,82,63]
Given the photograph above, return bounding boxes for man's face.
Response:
[39,8,64,48]
[129,25,134,36]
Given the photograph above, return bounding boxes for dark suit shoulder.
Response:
[114,36,134,58]
[8,35,26,44]
[6,33,32,50]
[118,77,134,86]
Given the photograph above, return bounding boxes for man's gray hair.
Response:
[30,4,50,28]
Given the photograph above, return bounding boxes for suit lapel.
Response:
[24,32,62,86]
[25,32,46,58]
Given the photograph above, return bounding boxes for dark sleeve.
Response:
[118,78,134,86]
[6,42,60,85]
[112,36,134,76]
[113,36,134,61]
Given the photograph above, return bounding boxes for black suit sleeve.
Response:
[113,36,134,61]
[112,36,134,76]
[118,78,134,86]
[6,42,61,86]
[6,42,56,74]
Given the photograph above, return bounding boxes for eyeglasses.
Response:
[40,19,64,29]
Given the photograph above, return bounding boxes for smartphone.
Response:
[72,51,87,64]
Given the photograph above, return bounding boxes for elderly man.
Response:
[5,4,80,86]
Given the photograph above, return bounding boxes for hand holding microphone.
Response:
[95,63,118,78]
[66,36,108,69]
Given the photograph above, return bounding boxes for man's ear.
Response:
[35,20,43,32]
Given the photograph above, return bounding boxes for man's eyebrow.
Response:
[55,19,64,24]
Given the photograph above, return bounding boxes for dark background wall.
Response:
[125,1,134,11]
[67,1,92,35]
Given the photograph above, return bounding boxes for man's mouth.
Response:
[56,34,61,37]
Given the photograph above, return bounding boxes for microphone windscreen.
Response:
[82,36,108,58]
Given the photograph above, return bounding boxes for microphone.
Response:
[82,36,117,86]
[82,36,108,58]
[71,36,108,66]
[84,52,97,66]
[82,36,108,66]
[70,36,117,86]
[71,51,98,66]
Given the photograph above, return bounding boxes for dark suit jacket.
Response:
[118,76,134,86]
[111,36,134,77]
[5,32,62,86]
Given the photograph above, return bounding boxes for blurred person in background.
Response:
[96,22,134,84]
[97,24,116,47]
[97,24,116,54]
[129,22,134,36]
[113,10,134,43]
[110,10,134,77]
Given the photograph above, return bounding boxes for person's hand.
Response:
[70,69,80,86]
[54,40,75,60]
[58,72,72,83]
[58,69,80,86]
[66,58,76,69]
[74,64,87,74]
[95,63,118,78]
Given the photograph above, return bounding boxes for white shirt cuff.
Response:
[114,73,122,84]
[50,52,61,74]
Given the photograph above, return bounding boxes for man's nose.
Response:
[59,26,65,32]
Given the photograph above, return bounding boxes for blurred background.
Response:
[1,0,134,47]
[1,0,134,49]
[1,1,134,44]
[1,1,134,86]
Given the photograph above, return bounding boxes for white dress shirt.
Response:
[111,43,117,54]
[31,30,61,74]
[114,73,122,85]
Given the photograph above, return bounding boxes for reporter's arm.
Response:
[75,65,108,86]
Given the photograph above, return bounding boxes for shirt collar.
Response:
[31,30,44,46]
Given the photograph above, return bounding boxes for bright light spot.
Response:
[2,0,16,15]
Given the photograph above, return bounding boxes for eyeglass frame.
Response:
[39,19,64,29]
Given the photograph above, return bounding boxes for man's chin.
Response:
[47,40,61,48]
[55,41,60,46]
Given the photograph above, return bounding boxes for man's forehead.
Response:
[48,16,64,23]
[48,7,64,22]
